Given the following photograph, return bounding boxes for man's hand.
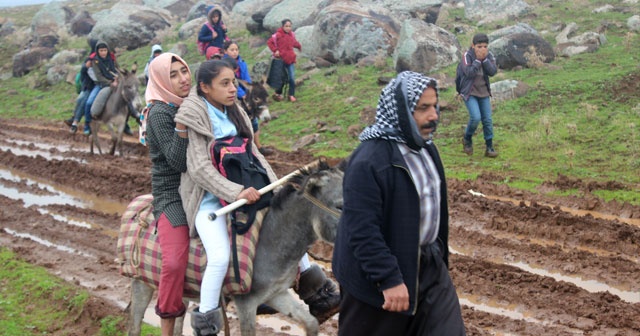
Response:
[382,283,409,312]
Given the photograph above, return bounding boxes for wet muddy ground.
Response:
[1,118,639,335]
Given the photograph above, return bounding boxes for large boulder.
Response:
[394,19,460,73]
[142,0,198,19]
[629,15,640,32]
[262,0,324,33]
[359,0,444,22]
[31,1,73,36]
[464,0,531,25]
[89,3,172,51]
[12,47,56,77]
[308,2,399,64]
[490,32,555,70]
[233,0,282,32]
[69,10,95,36]
[488,23,538,42]
[555,23,606,57]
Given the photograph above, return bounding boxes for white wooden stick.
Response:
[207,164,312,221]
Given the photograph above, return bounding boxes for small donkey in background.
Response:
[89,64,142,156]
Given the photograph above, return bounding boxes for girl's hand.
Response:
[212,30,218,39]
[274,50,280,58]
[237,187,260,204]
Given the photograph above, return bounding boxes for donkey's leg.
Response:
[266,292,319,336]
[91,121,103,155]
[233,295,259,336]
[172,298,189,336]
[128,279,154,336]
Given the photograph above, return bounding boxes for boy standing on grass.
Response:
[457,33,498,158]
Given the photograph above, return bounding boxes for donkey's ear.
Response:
[237,79,251,91]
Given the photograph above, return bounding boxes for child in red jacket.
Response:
[267,19,301,102]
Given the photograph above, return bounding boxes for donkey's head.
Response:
[271,159,344,243]
[238,79,271,122]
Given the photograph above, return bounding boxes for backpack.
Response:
[211,136,273,233]
[197,22,214,55]
[74,71,81,94]
[455,61,463,94]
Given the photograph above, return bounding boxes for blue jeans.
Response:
[276,63,296,97]
[73,90,90,122]
[464,96,493,142]
[84,85,102,125]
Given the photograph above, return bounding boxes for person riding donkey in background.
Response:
[333,71,466,335]
[82,40,119,136]
[65,43,97,134]
[175,60,340,336]
[144,52,193,336]
[458,33,498,158]
[267,19,301,102]
[198,7,228,60]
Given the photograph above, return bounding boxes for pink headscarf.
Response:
[145,53,191,107]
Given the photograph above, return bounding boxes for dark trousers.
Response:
[338,240,466,336]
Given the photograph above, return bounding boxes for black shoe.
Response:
[64,118,73,127]
[124,124,134,136]
[485,147,498,158]
[70,125,77,134]
[463,137,473,156]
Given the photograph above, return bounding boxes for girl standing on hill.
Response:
[267,19,301,102]
[145,52,192,336]
[198,7,227,59]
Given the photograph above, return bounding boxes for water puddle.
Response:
[0,144,86,163]
[4,228,95,258]
[468,189,640,227]
[451,247,639,304]
[458,296,584,334]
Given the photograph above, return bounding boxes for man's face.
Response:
[412,87,438,139]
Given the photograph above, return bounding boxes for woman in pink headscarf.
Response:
[144,52,192,336]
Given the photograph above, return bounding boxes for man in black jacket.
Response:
[333,71,465,335]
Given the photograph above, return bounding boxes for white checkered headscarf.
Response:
[359,71,438,146]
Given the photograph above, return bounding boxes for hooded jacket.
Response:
[144,44,162,79]
[90,40,119,87]
[198,8,227,49]
[267,27,302,65]
[174,89,278,237]
[457,47,497,101]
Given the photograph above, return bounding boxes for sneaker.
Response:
[289,96,297,102]
[69,125,77,134]
[485,147,498,158]
[272,94,283,102]
[64,118,73,127]
[463,137,473,156]
[83,125,91,136]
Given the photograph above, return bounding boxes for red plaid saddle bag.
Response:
[116,194,264,296]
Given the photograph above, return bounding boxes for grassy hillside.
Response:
[0,0,638,205]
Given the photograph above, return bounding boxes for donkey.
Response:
[238,79,271,122]
[118,159,344,336]
[89,64,142,156]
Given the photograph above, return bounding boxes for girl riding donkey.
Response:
[175,60,340,335]
[145,52,193,336]
[82,40,119,135]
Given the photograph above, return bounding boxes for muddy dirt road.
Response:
[1,118,639,335]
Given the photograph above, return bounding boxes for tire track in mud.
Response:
[1,119,640,335]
